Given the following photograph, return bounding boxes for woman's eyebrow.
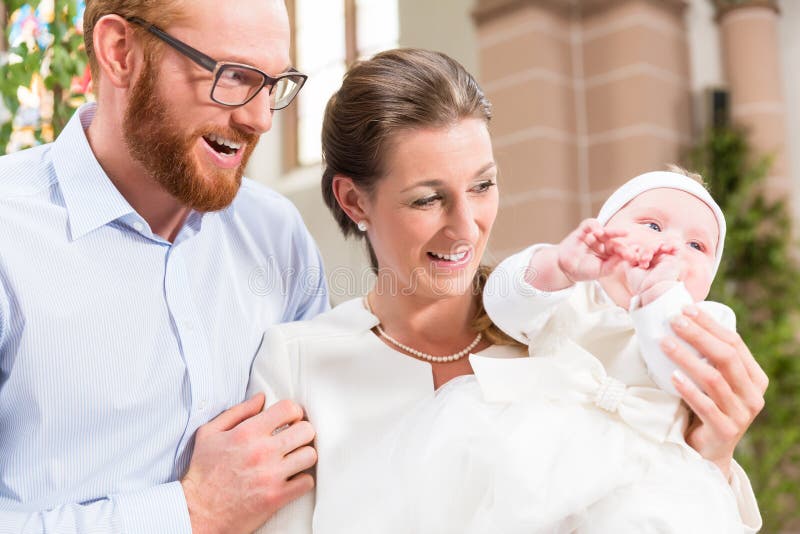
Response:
[401,180,444,193]
[400,163,496,193]
[475,162,497,177]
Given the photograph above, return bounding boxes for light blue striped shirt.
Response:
[0,104,329,533]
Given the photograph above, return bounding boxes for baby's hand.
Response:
[557,219,636,283]
[627,241,685,306]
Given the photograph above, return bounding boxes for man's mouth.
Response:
[202,133,243,156]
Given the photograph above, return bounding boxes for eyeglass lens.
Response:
[213,65,301,109]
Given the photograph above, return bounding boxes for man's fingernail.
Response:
[683,305,699,317]
[662,338,677,352]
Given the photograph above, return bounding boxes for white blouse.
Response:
[248,297,524,533]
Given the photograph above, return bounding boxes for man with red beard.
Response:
[0,1,328,533]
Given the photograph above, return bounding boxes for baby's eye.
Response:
[646,222,661,232]
[689,241,704,252]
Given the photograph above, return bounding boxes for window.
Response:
[290,0,399,168]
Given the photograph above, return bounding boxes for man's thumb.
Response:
[206,393,266,432]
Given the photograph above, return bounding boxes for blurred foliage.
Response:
[690,126,800,533]
[1,0,89,154]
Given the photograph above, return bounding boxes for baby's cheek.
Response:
[683,261,714,301]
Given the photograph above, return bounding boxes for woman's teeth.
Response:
[429,251,468,262]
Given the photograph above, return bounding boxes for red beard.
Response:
[123,57,259,212]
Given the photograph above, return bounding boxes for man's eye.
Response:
[646,222,661,232]
[221,70,246,83]
[689,241,704,251]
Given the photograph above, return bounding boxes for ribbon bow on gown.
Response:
[469,339,687,444]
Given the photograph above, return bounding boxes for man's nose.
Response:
[230,88,274,135]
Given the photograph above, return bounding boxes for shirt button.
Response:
[198,400,207,411]
[185,321,194,332]
[133,221,145,232]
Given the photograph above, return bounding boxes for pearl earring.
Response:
[357,221,369,232]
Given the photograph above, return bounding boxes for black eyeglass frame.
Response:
[125,16,307,111]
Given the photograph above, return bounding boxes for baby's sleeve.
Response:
[484,244,574,345]
[629,283,736,395]
[248,327,314,534]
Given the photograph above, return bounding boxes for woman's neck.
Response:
[367,290,479,353]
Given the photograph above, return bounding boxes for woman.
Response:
[249,49,766,533]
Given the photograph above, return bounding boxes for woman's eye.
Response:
[646,222,661,232]
[472,180,496,193]
[689,241,704,252]
[411,195,441,208]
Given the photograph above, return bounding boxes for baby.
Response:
[486,168,732,397]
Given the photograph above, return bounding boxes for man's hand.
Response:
[181,393,317,534]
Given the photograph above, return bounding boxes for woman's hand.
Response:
[660,305,768,477]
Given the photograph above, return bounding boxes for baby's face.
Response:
[604,188,719,301]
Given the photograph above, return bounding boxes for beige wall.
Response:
[398,0,479,76]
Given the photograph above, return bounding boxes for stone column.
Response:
[715,0,789,198]
[473,0,693,259]
[579,0,692,215]
[473,0,579,258]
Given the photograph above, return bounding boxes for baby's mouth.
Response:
[202,133,242,156]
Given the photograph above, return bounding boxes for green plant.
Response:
[690,126,800,532]
[1,0,89,153]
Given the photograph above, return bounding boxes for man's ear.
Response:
[331,175,371,227]
[92,14,142,89]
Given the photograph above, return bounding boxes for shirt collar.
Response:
[52,103,137,241]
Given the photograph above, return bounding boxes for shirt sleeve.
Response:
[0,481,190,534]
[284,207,330,323]
[248,326,314,534]
[484,244,574,345]
[0,272,9,352]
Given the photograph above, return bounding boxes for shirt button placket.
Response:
[164,245,213,450]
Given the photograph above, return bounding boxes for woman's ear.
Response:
[93,14,141,89]
[332,175,371,227]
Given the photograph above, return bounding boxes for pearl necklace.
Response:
[364,297,482,363]
[375,325,482,363]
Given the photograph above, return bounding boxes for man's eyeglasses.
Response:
[126,16,307,111]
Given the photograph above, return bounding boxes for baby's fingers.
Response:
[596,228,628,240]
[606,238,638,264]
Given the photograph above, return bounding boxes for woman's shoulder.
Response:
[476,343,528,359]
[268,297,378,345]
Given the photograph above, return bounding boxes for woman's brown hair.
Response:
[321,48,521,347]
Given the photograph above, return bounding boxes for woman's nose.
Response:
[444,196,480,243]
